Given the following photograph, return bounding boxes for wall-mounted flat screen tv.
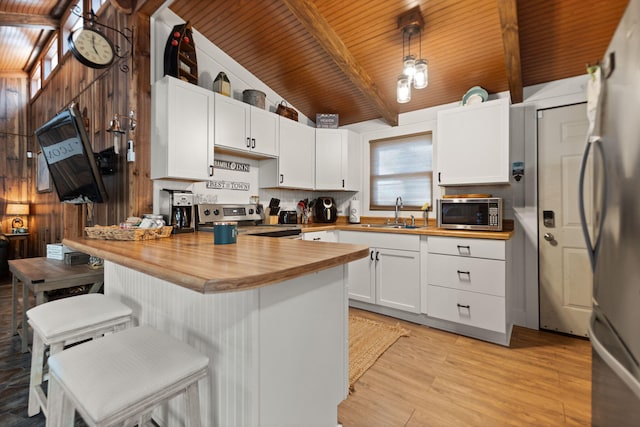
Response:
[35,105,109,204]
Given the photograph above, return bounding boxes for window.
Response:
[43,36,59,80]
[62,2,83,54]
[30,63,42,98]
[370,132,433,210]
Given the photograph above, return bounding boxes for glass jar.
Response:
[141,214,166,228]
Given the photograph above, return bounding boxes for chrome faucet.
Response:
[394,196,403,224]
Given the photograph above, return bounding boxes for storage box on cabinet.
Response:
[151,76,215,180]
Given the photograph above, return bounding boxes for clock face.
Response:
[69,28,115,69]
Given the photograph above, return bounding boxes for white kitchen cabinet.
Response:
[214,93,278,158]
[303,230,338,242]
[315,129,361,191]
[340,231,420,313]
[436,97,509,185]
[260,117,315,189]
[426,236,511,336]
[151,76,215,180]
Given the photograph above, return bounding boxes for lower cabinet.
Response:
[426,236,510,334]
[340,231,420,313]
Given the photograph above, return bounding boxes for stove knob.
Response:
[256,205,263,214]
[203,209,211,216]
[249,208,254,214]
[213,209,220,216]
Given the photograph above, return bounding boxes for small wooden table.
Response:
[3,233,29,258]
[9,257,104,353]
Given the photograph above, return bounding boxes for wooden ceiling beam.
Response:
[0,12,59,30]
[497,0,523,103]
[280,0,398,126]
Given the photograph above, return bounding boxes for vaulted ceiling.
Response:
[0,0,629,126]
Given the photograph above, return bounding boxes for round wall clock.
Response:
[68,28,115,69]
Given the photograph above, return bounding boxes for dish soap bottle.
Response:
[213,72,231,97]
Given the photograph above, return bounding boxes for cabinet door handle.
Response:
[209,165,214,176]
[246,137,251,148]
[251,138,256,149]
[457,303,471,309]
[375,251,380,262]
[438,172,441,183]
[279,174,284,184]
[456,245,471,255]
[313,237,321,241]
[342,179,345,188]
[457,270,471,277]
[370,250,375,260]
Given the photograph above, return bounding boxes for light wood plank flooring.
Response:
[339,308,592,427]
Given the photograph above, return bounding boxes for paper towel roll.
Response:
[349,199,361,223]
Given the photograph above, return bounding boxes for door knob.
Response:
[543,233,557,246]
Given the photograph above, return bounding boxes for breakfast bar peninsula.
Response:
[63,232,369,426]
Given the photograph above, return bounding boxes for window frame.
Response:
[369,132,433,211]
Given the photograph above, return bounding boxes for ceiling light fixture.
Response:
[397,7,428,103]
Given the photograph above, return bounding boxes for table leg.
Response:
[22,282,29,353]
[88,281,104,293]
[11,275,18,335]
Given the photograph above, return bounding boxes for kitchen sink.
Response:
[358,223,427,229]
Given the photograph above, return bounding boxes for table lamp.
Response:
[6,203,30,233]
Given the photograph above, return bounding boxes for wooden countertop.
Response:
[63,233,369,294]
[301,219,515,240]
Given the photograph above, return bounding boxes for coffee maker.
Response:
[162,189,195,233]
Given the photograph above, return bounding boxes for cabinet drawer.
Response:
[340,231,419,251]
[427,253,505,297]
[426,285,506,333]
[428,236,504,260]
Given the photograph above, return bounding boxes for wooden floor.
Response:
[0,275,591,426]
[339,308,592,427]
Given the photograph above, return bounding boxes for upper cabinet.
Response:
[260,117,315,189]
[436,97,510,186]
[151,76,214,181]
[214,93,278,158]
[315,129,361,191]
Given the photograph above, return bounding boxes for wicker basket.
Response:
[85,225,174,241]
[275,101,298,121]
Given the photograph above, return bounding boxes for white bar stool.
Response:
[46,325,209,427]
[26,293,133,418]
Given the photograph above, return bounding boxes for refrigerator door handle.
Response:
[578,137,606,271]
[590,312,640,401]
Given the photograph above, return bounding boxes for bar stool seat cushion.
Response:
[27,294,132,341]
[48,326,209,423]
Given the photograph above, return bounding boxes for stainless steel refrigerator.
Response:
[579,0,640,425]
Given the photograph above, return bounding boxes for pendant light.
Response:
[396,7,428,103]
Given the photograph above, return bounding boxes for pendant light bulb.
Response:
[414,59,429,89]
[403,55,416,82]
[397,74,411,103]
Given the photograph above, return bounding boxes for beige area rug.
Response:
[349,314,409,389]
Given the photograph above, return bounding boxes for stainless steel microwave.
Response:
[437,197,503,231]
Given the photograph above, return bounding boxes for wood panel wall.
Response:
[0,74,30,239]
[3,1,155,258]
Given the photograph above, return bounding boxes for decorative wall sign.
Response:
[213,159,250,172]
[206,180,250,191]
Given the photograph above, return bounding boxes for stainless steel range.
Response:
[197,204,302,238]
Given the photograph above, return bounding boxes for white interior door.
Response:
[538,103,593,337]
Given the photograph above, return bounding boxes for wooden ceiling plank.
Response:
[497,0,523,103]
[280,0,398,126]
[0,12,59,30]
